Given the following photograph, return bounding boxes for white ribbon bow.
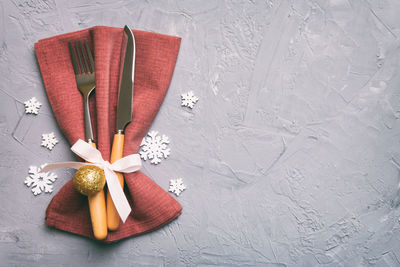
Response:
[41,139,141,223]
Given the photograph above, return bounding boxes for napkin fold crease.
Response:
[34,26,182,242]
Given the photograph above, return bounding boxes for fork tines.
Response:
[68,40,95,74]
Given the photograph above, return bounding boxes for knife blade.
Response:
[107,25,136,230]
[116,25,136,131]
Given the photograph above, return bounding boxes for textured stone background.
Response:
[1,0,400,266]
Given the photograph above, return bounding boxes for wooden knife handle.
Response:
[107,133,125,231]
[87,142,108,240]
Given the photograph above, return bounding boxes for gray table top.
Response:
[1,0,400,266]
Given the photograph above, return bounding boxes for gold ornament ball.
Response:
[73,165,106,196]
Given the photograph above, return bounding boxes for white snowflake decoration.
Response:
[41,132,58,150]
[24,165,57,196]
[140,130,170,164]
[24,97,42,115]
[181,91,199,109]
[169,178,186,196]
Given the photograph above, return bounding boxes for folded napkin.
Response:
[34,26,182,242]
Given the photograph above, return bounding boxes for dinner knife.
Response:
[106,25,136,230]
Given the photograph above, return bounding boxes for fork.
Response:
[68,40,95,142]
[69,40,107,240]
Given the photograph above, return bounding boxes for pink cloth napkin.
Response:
[35,26,182,242]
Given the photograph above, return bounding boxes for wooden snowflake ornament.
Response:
[169,178,186,196]
[139,131,171,164]
[41,132,58,150]
[24,97,42,115]
[181,91,199,109]
[24,165,57,196]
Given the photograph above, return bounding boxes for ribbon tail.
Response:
[40,162,89,173]
[104,168,131,223]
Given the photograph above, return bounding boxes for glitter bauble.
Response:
[73,165,106,196]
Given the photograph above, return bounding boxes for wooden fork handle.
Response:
[87,141,108,240]
[106,133,125,231]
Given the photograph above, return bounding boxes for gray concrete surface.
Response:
[1,0,400,266]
